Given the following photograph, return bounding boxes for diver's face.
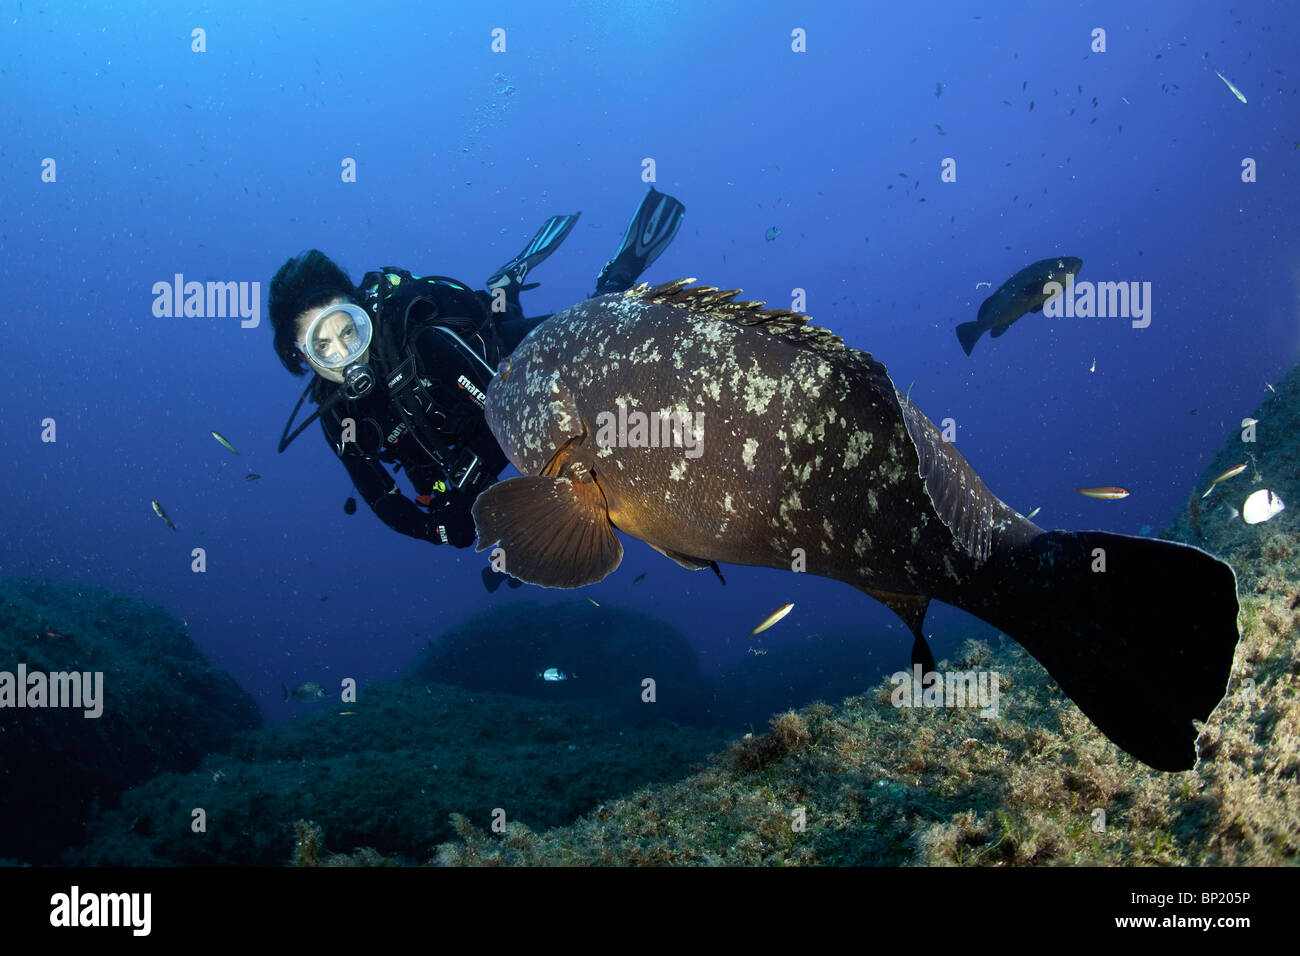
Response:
[296,299,370,384]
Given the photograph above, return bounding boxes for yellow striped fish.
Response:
[1201,463,1247,498]
[751,603,794,635]
[1076,487,1130,500]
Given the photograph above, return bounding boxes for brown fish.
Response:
[473,279,1240,770]
[955,256,1083,355]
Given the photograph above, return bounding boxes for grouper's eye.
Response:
[497,359,511,382]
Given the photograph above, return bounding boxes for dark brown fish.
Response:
[955,256,1083,355]
[473,280,1240,770]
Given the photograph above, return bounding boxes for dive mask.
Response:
[300,303,373,370]
[278,304,376,453]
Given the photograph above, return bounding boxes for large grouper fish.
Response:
[472,279,1241,771]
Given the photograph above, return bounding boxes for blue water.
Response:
[2,0,1296,726]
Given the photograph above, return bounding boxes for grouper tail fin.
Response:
[955,320,984,356]
[968,530,1240,771]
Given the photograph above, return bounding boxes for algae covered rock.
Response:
[74,679,729,865]
[0,578,259,863]
[408,599,706,724]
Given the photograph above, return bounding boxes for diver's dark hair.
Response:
[268,250,360,376]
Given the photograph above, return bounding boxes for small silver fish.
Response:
[1215,70,1247,104]
[538,667,572,682]
[151,500,177,531]
[211,430,240,455]
[283,681,327,702]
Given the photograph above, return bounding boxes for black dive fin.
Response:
[595,186,685,294]
[486,212,581,290]
[967,530,1241,771]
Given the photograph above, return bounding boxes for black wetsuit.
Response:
[312,269,541,546]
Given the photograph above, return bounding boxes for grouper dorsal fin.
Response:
[627,279,847,354]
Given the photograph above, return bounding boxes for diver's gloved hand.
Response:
[424,491,476,548]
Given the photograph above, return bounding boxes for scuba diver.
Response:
[268,187,685,591]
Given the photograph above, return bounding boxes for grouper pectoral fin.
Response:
[471,475,622,588]
[861,587,935,675]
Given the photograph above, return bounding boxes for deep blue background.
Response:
[2,1,1296,725]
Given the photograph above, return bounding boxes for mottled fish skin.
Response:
[478,279,1242,772]
[484,281,1037,603]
